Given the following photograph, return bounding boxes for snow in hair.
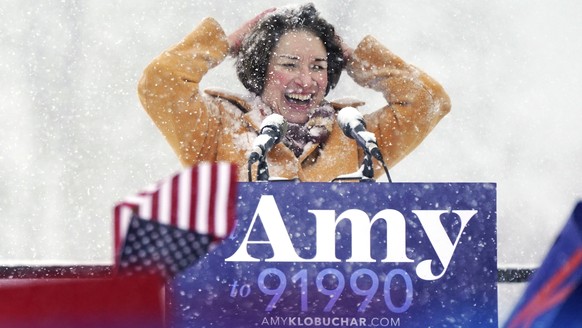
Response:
[235,3,344,96]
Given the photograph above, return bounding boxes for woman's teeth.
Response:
[286,93,312,103]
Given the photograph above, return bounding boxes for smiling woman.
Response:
[137,3,451,182]
[262,30,329,125]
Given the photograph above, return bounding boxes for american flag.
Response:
[113,162,238,270]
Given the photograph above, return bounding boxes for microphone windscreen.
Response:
[261,113,288,136]
[337,107,364,135]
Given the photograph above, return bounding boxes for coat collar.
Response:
[204,87,365,162]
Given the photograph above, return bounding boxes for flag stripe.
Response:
[113,202,139,261]
[138,195,152,220]
[113,206,122,262]
[214,162,231,237]
[151,189,159,222]
[177,167,192,230]
[170,174,180,226]
[195,163,211,234]
[158,178,171,225]
[227,163,238,236]
[208,163,218,236]
[189,166,199,232]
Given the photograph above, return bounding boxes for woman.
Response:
[138,4,450,182]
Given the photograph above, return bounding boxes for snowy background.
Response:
[1,0,581,323]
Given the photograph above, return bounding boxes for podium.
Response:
[165,182,497,327]
[0,182,496,327]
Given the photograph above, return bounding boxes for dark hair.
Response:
[236,3,344,96]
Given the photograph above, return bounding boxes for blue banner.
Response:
[166,182,497,327]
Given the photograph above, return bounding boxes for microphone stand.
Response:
[331,147,393,183]
[256,158,270,181]
[371,148,393,183]
[331,152,375,182]
[246,154,271,182]
[361,152,375,180]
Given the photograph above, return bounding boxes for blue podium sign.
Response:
[166,183,497,327]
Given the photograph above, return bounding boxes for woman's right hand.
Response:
[228,8,276,56]
[338,36,354,63]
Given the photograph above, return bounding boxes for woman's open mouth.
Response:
[285,93,313,106]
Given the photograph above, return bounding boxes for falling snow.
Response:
[1,1,582,325]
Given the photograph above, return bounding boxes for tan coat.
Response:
[138,17,451,182]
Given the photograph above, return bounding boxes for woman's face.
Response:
[262,30,329,124]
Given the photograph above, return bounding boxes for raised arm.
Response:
[346,35,451,169]
[137,18,229,166]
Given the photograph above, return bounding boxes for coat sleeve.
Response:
[137,17,229,166]
[346,35,451,169]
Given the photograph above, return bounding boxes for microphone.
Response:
[337,107,393,182]
[248,114,288,164]
[337,107,382,160]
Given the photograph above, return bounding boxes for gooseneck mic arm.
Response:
[247,114,288,182]
[336,107,393,183]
